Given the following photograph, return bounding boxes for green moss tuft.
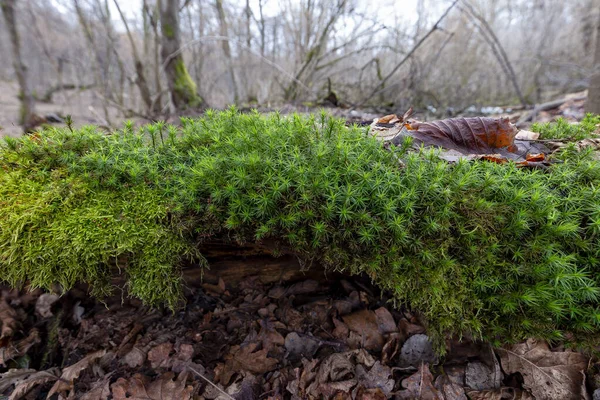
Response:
[162,22,174,39]
[2,111,600,349]
[531,114,600,141]
[173,59,202,108]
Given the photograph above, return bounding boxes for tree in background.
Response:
[587,7,600,114]
[1,0,36,132]
[215,0,239,104]
[158,0,201,109]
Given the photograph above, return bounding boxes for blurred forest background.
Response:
[0,0,599,134]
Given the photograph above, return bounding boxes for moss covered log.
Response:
[2,110,600,348]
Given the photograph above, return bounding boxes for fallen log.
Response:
[516,95,587,127]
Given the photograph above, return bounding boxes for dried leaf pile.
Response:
[0,277,596,399]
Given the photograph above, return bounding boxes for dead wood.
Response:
[516,95,587,127]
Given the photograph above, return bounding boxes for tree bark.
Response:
[215,0,239,104]
[158,0,201,109]
[1,0,36,132]
[586,9,600,114]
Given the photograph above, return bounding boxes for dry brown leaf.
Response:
[220,342,278,385]
[9,369,59,400]
[398,319,426,338]
[376,114,399,124]
[258,319,285,350]
[286,358,319,398]
[0,329,40,366]
[121,347,146,368]
[0,299,18,339]
[496,339,589,400]
[342,310,384,351]
[355,386,387,400]
[374,307,396,334]
[111,371,193,400]
[332,318,349,340]
[148,342,174,369]
[317,353,355,383]
[355,361,394,397]
[284,332,320,359]
[396,363,443,400]
[525,153,545,162]
[434,374,467,400]
[317,379,357,398]
[79,375,111,400]
[47,349,107,397]
[381,333,400,366]
[473,154,509,164]
[0,369,36,393]
[466,387,535,400]
[405,117,519,155]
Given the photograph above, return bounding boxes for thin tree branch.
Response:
[161,35,310,91]
[354,0,458,108]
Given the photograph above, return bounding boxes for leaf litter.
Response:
[0,276,595,399]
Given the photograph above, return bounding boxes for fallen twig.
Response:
[188,365,235,400]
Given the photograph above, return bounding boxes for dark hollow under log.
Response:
[187,240,333,288]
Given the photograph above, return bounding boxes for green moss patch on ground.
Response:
[2,109,600,348]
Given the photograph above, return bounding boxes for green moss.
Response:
[2,111,600,349]
[162,22,174,39]
[174,58,202,108]
[531,114,600,141]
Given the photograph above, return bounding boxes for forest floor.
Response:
[1,272,584,400]
[0,80,130,138]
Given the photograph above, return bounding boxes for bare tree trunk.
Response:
[258,0,266,57]
[1,0,36,132]
[144,0,164,111]
[215,0,239,104]
[113,0,157,114]
[158,0,201,109]
[73,0,112,126]
[245,0,252,48]
[100,0,126,108]
[586,9,600,114]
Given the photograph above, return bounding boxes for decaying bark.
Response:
[159,0,201,109]
[586,8,600,114]
[1,0,36,132]
[186,240,328,287]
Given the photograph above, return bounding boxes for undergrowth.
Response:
[2,108,600,349]
[531,113,600,140]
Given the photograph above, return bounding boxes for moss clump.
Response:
[2,109,600,348]
[532,114,600,141]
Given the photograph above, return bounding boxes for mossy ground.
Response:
[2,110,600,349]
